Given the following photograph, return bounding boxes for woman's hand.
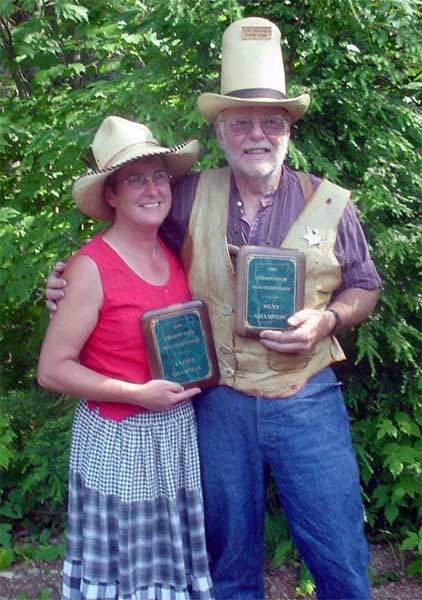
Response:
[133,380,201,411]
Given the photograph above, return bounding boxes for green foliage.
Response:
[296,560,315,597]
[264,483,294,569]
[0,387,71,568]
[15,589,55,600]
[0,389,75,535]
[0,547,14,569]
[1,0,421,578]
[15,539,65,563]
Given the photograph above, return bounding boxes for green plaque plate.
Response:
[235,246,305,338]
[141,300,219,389]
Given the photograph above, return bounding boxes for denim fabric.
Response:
[195,367,370,600]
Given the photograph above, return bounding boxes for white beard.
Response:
[220,133,288,181]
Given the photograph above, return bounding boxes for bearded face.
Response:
[215,106,291,180]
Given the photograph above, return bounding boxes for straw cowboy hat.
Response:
[197,17,310,123]
[72,116,199,221]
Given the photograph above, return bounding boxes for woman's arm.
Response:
[38,255,199,410]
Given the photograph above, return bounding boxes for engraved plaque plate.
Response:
[141,299,219,389]
[235,245,306,338]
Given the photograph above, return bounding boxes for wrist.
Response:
[326,308,342,334]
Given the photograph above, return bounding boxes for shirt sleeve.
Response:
[334,200,382,293]
[159,172,200,255]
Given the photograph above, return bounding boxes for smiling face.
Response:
[104,156,172,228]
[215,106,291,180]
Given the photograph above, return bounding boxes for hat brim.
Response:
[197,92,310,123]
[72,138,200,221]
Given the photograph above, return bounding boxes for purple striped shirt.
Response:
[161,166,381,293]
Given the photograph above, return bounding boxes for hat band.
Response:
[102,141,160,170]
[226,88,287,100]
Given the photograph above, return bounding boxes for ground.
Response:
[0,544,421,599]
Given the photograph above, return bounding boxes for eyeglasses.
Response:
[116,169,171,189]
[220,115,290,136]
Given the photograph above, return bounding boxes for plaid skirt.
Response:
[63,400,213,600]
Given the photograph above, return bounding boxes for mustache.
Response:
[241,144,272,152]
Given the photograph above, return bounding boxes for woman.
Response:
[38,116,213,600]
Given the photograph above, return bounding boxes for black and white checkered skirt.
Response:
[63,400,213,600]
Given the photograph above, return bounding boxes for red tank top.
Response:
[73,233,192,421]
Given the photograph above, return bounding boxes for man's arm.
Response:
[259,287,379,354]
[260,191,381,354]
[159,172,200,253]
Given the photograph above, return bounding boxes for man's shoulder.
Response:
[172,167,232,199]
[283,165,322,191]
[171,171,201,202]
[173,170,202,187]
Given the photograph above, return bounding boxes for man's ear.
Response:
[214,120,225,150]
[103,185,117,208]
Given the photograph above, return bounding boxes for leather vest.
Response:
[180,167,348,398]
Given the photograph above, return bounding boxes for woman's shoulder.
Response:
[65,252,100,284]
[66,235,105,285]
[72,232,106,261]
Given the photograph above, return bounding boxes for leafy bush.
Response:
[1,0,421,576]
[0,390,75,537]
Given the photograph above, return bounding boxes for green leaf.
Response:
[296,560,315,596]
[33,543,64,563]
[385,503,399,525]
[400,531,419,551]
[0,207,21,223]
[69,63,86,76]
[0,523,12,547]
[0,501,22,519]
[39,588,55,600]
[15,544,36,560]
[56,2,89,23]
[0,548,14,569]
[377,418,398,440]
[38,529,52,545]
[270,539,293,569]
[407,554,422,578]
[0,0,14,18]
[395,411,421,437]
[372,484,390,508]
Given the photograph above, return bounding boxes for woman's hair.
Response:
[104,172,117,193]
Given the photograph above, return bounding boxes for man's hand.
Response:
[259,288,379,355]
[259,309,334,355]
[45,261,67,312]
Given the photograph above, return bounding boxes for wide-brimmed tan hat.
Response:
[197,17,310,123]
[72,116,199,221]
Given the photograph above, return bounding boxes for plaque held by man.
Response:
[235,245,306,338]
[141,299,220,389]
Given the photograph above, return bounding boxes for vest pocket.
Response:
[267,350,311,373]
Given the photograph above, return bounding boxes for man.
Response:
[46,17,380,600]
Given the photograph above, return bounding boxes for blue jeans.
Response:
[195,368,370,600]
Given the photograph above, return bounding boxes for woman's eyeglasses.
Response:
[116,170,171,190]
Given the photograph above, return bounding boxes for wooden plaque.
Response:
[141,299,220,389]
[235,245,306,338]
